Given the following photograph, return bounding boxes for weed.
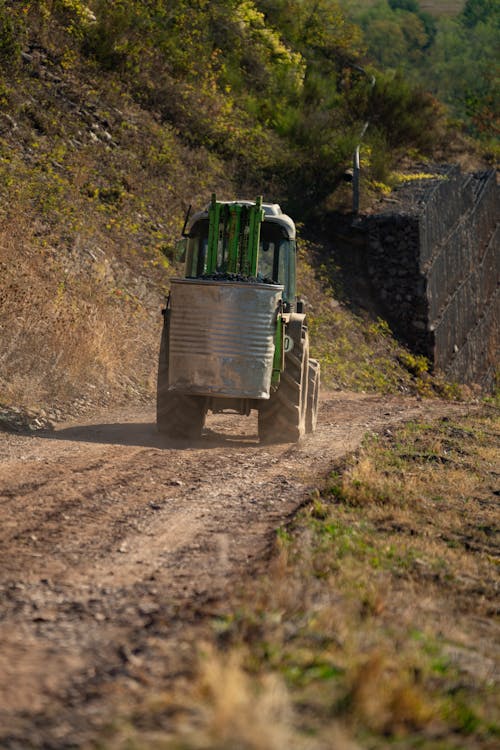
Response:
[310,495,329,520]
[399,351,430,377]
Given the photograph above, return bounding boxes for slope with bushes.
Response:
[0,1,486,413]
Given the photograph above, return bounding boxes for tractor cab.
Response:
[184,198,297,308]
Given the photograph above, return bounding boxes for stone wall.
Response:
[332,165,499,388]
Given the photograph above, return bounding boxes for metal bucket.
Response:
[168,279,283,399]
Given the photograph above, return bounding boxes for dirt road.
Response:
[0,392,470,748]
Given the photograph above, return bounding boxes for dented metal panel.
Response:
[168,279,283,399]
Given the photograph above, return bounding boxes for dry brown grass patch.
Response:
[191,646,294,750]
[346,651,435,734]
[0,215,160,409]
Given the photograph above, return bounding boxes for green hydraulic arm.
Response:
[206,194,264,275]
[227,203,242,272]
[271,314,284,387]
[245,196,264,277]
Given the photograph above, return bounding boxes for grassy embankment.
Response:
[0,47,231,411]
[103,406,499,750]
[0,1,461,418]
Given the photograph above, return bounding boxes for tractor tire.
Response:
[156,314,207,440]
[306,358,320,433]
[258,328,309,444]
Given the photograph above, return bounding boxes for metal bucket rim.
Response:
[171,278,284,291]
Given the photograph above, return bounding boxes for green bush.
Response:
[367,71,442,150]
[461,0,500,28]
[0,1,22,65]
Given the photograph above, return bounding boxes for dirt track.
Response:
[0,392,471,748]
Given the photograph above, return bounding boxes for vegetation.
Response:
[0,1,455,214]
[101,407,500,748]
[342,0,499,151]
[0,0,495,410]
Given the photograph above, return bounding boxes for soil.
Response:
[0,392,472,749]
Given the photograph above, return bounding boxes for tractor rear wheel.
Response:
[156,314,207,440]
[306,359,320,433]
[258,328,309,443]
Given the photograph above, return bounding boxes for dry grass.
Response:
[0,215,159,407]
[0,42,233,413]
[189,647,294,749]
[351,1,465,16]
[419,1,465,16]
[103,407,499,749]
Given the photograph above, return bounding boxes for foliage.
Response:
[343,0,436,68]
[341,0,499,143]
[0,0,454,221]
[461,0,499,28]
[0,0,23,64]
[1,0,495,218]
[367,70,443,151]
[423,10,499,140]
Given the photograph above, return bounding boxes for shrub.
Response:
[367,71,443,151]
[0,1,22,66]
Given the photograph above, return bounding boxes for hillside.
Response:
[0,4,498,748]
[0,48,229,412]
[0,0,495,421]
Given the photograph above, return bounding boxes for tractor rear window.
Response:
[257,224,295,302]
[185,217,296,302]
[185,219,209,276]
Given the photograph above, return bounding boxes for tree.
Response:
[461,0,500,28]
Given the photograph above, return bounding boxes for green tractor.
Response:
[157,195,320,442]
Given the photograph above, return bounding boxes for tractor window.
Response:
[257,238,296,301]
[258,223,296,302]
[276,239,296,303]
[258,241,275,280]
[185,216,296,302]
[185,219,209,276]
[285,239,296,302]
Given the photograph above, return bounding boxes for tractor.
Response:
[156,195,320,442]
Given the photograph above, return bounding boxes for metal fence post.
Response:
[353,145,360,215]
[349,68,375,216]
